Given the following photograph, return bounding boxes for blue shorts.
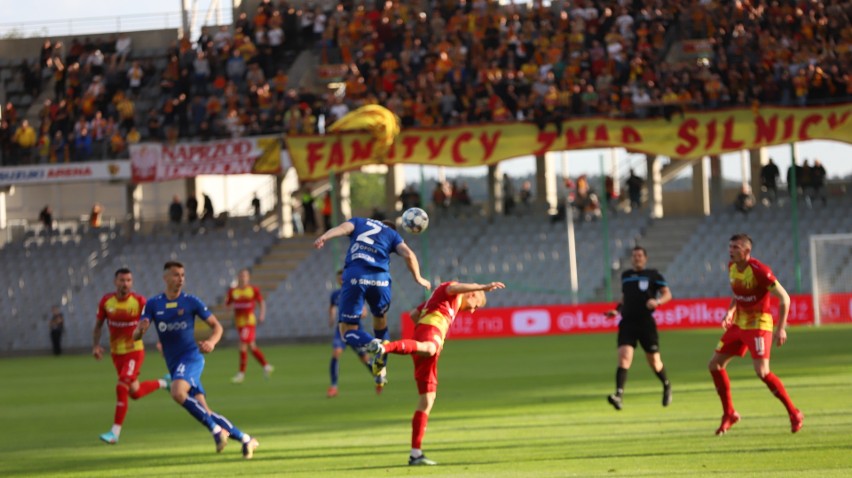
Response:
[167,353,207,397]
[332,326,347,349]
[338,270,392,324]
[332,323,368,351]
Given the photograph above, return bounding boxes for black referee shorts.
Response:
[617,317,660,353]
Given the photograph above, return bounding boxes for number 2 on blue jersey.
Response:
[355,222,382,244]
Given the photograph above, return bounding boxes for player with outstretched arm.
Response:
[369,280,505,466]
[314,217,431,390]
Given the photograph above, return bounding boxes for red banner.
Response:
[817,292,852,325]
[400,293,852,340]
[130,136,281,183]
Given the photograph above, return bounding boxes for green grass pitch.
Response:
[2,325,851,477]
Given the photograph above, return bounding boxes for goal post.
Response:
[809,233,852,326]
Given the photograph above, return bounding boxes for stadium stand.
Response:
[0,225,123,352]
[1,0,849,165]
[665,194,852,299]
[0,218,276,352]
[260,209,650,342]
[1,189,850,353]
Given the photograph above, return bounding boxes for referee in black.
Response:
[605,246,672,410]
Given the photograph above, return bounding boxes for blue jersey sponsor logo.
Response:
[142,292,211,370]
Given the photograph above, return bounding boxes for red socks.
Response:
[713,369,797,416]
[129,380,161,400]
[116,379,164,425]
[761,372,797,415]
[114,385,129,426]
[240,350,248,373]
[710,369,735,415]
[385,340,419,355]
[251,348,268,366]
[411,410,429,449]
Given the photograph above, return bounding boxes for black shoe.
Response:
[607,394,623,411]
[663,384,672,407]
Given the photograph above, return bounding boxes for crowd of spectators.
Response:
[0,3,310,166]
[318,0,850,130]
[0,0,850,167]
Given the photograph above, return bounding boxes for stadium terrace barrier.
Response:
[400,293,852,340]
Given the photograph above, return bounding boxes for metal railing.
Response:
[0,8,232,38]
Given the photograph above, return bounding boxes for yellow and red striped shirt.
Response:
[729,258,777,331]
[227,285,263,327]
[97,292,146,355]
[416,282,463,341]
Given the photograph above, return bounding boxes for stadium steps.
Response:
[638,216,705,269]
[207,237,316,329]
[23,77,55,127]
[590,215,704,302]
[288,50,320,90]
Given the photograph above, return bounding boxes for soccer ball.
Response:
[401,207,429,234]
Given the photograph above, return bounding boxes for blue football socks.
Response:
[330,357,339,386]
[182,396,216,430]
[210,412,245,441]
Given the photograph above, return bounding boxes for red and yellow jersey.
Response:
[97,292,146,355]
[227,285,263,327]
[729,258,777,331]
[416,282,463,341]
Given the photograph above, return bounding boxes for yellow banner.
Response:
[287,104,852,181]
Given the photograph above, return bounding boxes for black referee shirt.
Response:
[620,268,667,320]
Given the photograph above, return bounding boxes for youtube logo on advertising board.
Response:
[399,294,849,341]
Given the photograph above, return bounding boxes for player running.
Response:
[327,269,374,397]
[709,233,803,435]
[369,280,505,466]
[93,268,169,444]
[133,261,259,458]
[314,217,431,389]
[226,268,273,384]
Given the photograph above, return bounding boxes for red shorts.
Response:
[237,325,256,344]
[412,324,444,394]
[112,350,145,385]
[715,325,773,359]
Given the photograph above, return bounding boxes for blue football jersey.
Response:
[343,217,403,273]
[141,292,212,370]
[330,288,341,307]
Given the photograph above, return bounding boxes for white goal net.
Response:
[809,233,852,326]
